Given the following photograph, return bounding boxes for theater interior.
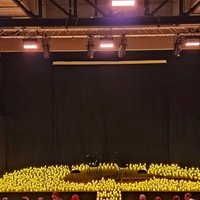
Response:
[0,1,200,200]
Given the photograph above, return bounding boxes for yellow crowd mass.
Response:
[0,163,200,199]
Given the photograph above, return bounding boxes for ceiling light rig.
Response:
[87,35,95,59]
[174,33,200,57]
[42,36,50,59]
[174,35,184,57]
[118,34,127,58]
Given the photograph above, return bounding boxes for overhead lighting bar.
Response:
[23,39,38,49]
[53,60,167,66]
[112,0,135,7]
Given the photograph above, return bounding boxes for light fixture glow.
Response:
[185,42,200,46]
[112,0,135,7]
[100,43,114,48]
[23,39,38,49]
[23,44,38,49]
[100,37,114,49]
[184,38,200,47]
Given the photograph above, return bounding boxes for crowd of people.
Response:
[1,192,195,200]
[138,193,193,200]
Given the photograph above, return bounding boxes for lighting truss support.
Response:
[174,35,184,57]
[48,0,70,17]
[87,35,95,59]
[42,36,51,59]
[12,0,37,17]
[95,0,98,17]
[144,0,150,16]
[69,0,72,17]
[118,34,127,58]
[73,0,78,17]
[179,0,184,15]
[84,0,106,17]
[150,0,169,16]
[185,0,200,15]
[38,0,43,17]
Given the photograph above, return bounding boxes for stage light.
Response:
[118,34,127,58]
[112,0,135,7]
[100,37,114,48]
[42,36,50,59]
[23,39,38,49]
[184,38,200,47]
[174,35,184,57]
[87,35,95,58]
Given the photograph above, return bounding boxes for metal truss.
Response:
[9,0,198,18]
[12,0,42,17]
[42,0,200,18]
[0,25,199,39]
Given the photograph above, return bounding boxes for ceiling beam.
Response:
[150,0,169,16]
[185,0,200,15]
[84,0,106,17]
[0,16,200,27]
[12,0,37,17]
[48,0,70,17]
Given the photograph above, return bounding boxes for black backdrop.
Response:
[0,50,200,174]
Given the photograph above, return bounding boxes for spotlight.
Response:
[87,35,95,58]
[112,0,135,7]
[42,36,50,59]
[184,37,200,47]
[118,34,127,58]
[100,37,114,48]
[174,35,184,57]
[23,38,38,49]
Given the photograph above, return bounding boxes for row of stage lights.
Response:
[23,35,127,59]
[22,0,136,59]
[174,35,200,57]
[23,34,200,59]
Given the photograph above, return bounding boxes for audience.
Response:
[2,197,8,200]
[37,197,44,200]
[71,194,80,200]
[154,196,161,200]
[139,194,146,200]
[22,197,29,200]
[184,193,192,200]
[173,195,180,200]
[52,192,62,200]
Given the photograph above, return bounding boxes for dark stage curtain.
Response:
[168,51,200,166]
[1,53,53,171]
[0,54,7,174]
[0,51,200,173]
